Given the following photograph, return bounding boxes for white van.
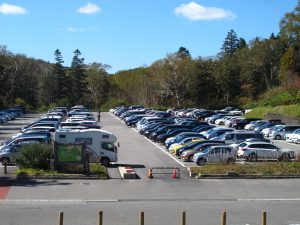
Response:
[54,128,118,166]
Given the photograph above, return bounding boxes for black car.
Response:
[233,118,262,130]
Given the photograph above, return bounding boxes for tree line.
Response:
[0,1,300,110]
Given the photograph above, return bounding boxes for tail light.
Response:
[240,147,247,151]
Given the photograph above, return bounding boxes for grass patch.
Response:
[190,162,300,176]
[16,163,108,178]
[244,104,300,118]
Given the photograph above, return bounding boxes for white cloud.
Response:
[0,3,28,15]
[66,27,99,32]
[174,2,235,21]
[78,2,101,15]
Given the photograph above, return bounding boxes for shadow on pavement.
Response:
[108,164,145,169]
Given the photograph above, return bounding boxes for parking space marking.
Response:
[140,131,187,168]
[110,113,187,168]
[2,198,300,203]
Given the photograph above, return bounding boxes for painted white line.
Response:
[0,199,119,203]
[110,112,187,168]
[237,198,300,201]
[140,131,187,168]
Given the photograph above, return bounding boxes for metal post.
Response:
[58,212,64,225]
[221,211,226,225]
[98,210,103,225]
[261,211,267,225]
[140,211,144,225]
[181,211,186,225]
[4,163,7,174]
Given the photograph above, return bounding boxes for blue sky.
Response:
[0,0,298,73]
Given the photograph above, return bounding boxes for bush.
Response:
[15,144,52,170]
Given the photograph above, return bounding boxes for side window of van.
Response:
[101,142,115,152]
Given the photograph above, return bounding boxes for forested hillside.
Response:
[0,1,299,111]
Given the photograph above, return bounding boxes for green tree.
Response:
[280,1,300,45]
[53,49,68,102]
[68,49,87,105]
[177,47,191,59]
[279,1,300,84]
[86,63,111,108]
[221,29,239,55]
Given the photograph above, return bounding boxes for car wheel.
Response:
[275,135,281,140]
[101,157,110,167]
[280,153,290,162]
[227,158,235,164]
[1,157,10,166]
[188,155,194,162]
[249,154,257,162]
[196,158,206,166]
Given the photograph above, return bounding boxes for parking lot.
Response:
[1,111,299,175]
[1,111,300,225]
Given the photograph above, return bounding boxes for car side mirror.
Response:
[117,142,120,147]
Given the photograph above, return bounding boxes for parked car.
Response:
[270,125,300,140]
[233,118,261,130]
[285,128,300,143]
[237,141,295,162]
[0,141,38,165]
[221,131,265,145]
[192,145,235,166]
[180,142,224,162]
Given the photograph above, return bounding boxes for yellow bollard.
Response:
[221,211,226,225]
[98,210,103,225]
[181,211,186,225]
[261,211,267,225]
[58,212,64,225]
[140,211,144,225]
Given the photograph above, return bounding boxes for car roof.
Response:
[244,141,274,145]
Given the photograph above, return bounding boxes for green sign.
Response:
[57,145,83,163]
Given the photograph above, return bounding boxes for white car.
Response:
[285,128,300,143]
[292,133,300,144]
[237,141,295,161]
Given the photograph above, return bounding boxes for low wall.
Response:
[265,113,300,125]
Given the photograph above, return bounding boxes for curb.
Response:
[192,174,300,179]
[187,168,300,179]
[16,174,108,180]
[118,166,138,179]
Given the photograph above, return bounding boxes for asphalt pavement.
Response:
[1,112,300,225]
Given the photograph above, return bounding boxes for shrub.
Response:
[14,97,26,107]
[15,144,52,170]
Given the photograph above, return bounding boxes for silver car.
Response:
[192,145,235,166]
[270,125,300,140]
[237,141,295,161]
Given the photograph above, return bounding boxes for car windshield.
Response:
[202,146,212,154]
[218,133,227,139]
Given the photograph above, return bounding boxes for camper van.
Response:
[54,128,118,166]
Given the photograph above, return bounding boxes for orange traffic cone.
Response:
[172,169,177,179]
[148,168,153,179]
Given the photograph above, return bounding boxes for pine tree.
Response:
[177,47,191,59]
[69,49,87,105]
[221,29,239,55]
[53,49,67,102]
